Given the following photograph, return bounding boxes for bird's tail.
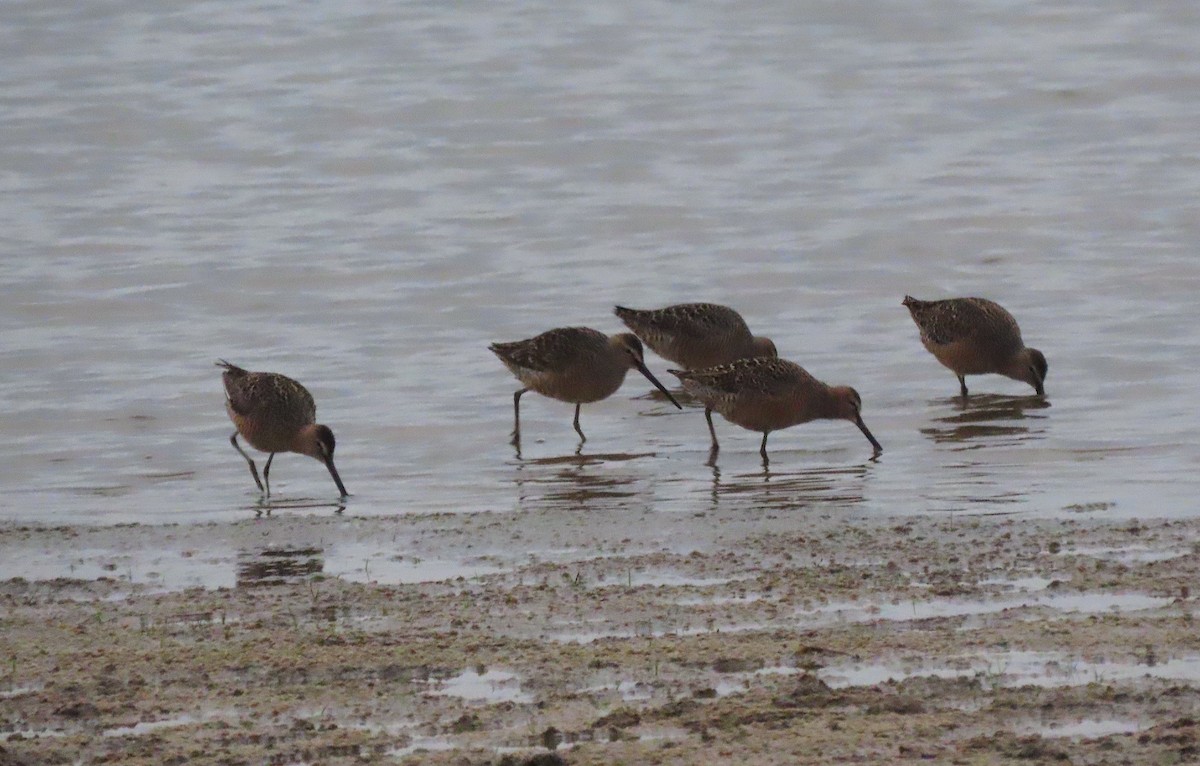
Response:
[215,359,248,376]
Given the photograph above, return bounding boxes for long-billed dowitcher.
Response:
[217,360,347,498]
[670,357,882,459]
[613,303,777,369]
[902,296,1047,397]
[489,327,682,444]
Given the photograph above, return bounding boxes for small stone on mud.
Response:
[594,708,641,729]
[867,696,925,715]
[498,754,567,766]
[713,657,761,673]
[540,726,563,750]
[775,674,839,709]
[53,701,99,719]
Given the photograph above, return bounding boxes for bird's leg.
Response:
[704,408,719,451]
[759,432,770,460]
[511,389,526,445]
[230,432,264,493]
[703,408,721,465]
[573,403,586,442]
[957,374,969,398]
[263,453,275,497]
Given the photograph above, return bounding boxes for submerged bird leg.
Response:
[263,452,275,497]
[957,374,969,398]
[511,389,526,445]
[230,432,265,493]
[573,403,586,442]
[704,407,719,451]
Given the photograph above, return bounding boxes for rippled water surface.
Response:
[2,0,1198,529]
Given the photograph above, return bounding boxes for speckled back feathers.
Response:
[614,303,776,368]
[488,327,614,374]
[670,357,819,400]
[902,296,1023,350]
[218,360,317,430]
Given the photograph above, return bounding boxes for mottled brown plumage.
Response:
[614,303,777,370]
[489,327,681,444]
[218,360,347,497]
[902,296,1047,397]
[671,357,882,460]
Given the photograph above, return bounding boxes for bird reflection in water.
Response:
[249,496,347,518]
[708,459,873,512]
[236,546,324,588]
[511,452,650,512]
[920,393,1050,447]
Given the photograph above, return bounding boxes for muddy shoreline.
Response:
[2,510,1198,764]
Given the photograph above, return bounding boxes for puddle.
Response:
[580,662,802,702]
[236,547,323,587]
[980,576,1058,592]
[0,547,233,590]
[1065,546,1190,564]
[714,678,749,697]
[578,679,656,701]
[1025,717,1142,739]
[800,591,1174,624]
[1010,654,1200,687]
[819,651,1200,690]
[674,592,766,605]
[612,726,691,745]
[498,724,690,752]
[820,662,977,689]
[325,542,508,584]
[424,668,533,704]
[714,665,802,697]
[389,735,457,758]
[1025,592,1175,613]
[549,590,1173,644]
[1,728,68,741]
[592,571,747,589]
[549,619,770,644]
[102,714,201,737]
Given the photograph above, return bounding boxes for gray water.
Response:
[2,0,1198,534]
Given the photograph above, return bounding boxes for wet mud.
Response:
[2,510,1199,764]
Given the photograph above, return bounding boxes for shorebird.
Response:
[670,357,882,460]
[902,296,1047,397]
[613,303,777,370]
[217,360,347,498]
[489,327,682,444]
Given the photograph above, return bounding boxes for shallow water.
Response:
[820,650,1200,690]
[1,0,1198,534]
[425,668,533,705]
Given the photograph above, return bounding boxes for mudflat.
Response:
[2,509,1198,765]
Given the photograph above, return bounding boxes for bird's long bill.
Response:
[855,416,883,454]
[1034,378,1046,397]
[325,457,349,497]
[633,359,683,409]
